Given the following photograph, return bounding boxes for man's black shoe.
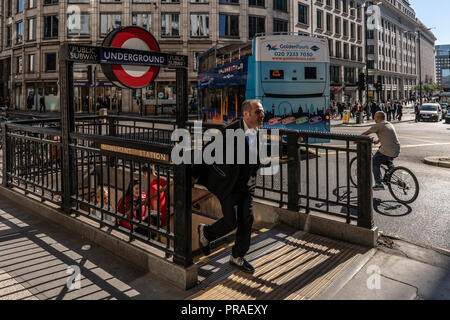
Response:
[198,224,211,256]
[230,256,255,274]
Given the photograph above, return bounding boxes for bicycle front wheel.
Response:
[349,157,358,187]
[387,166,419,204]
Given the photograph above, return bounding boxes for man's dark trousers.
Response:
[204,191,254,258]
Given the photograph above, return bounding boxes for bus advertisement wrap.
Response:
[197,34,331,140]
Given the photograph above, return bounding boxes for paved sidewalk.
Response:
[0,196,190,300]
[1,194,449,300]
[331,104,417,127]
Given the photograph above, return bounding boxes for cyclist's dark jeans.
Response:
[373,151,394,184]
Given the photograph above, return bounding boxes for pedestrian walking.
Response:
[137,96,143,116]
[397,103,403,121]
[39,96,46,113]
[386,101,391,121]
[338,102,344,120]
[194,99,265,274]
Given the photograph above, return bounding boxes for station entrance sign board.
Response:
[65,26,187,89]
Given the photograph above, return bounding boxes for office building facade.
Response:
[293,0,366,104]
[435,44,450,89]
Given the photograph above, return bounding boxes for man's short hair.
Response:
[375,111,386,120]
[242,99,261,114]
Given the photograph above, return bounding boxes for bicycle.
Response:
[349,152,419,204]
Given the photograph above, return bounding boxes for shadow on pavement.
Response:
[372,198,412,217]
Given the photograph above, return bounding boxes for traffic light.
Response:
[376,76,382,92]
[358,73,366,91]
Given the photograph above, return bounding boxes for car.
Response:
[440,103,448,118]
[445,111,450,124]
[418,103,442,122]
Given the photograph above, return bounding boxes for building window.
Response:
[219,14,239,37]
[316,10,323,30]
[335,17,340,35]
[100,14,122,36]
[27,17,36,41]
[249,16,265,39]
[161,13,180,37]
[219,0,239,3]
[6,25,12,47]
[305,67,317,80]
[28,0,37,6]
[7,0,12,17]
[16,56,23,74]
[190,14,209,37]
[326,13,332,32]
[343,20,348,37]
[330,66,340,83]
[273,19,288,33]
[161,0,180,2]
[132,13,152,32]
[28,54,35,73]
[249,0,264,7]
[46,53,57,71]
[190,0,209,2]
[335,41,341,58]
[273,0,287,11]
[17,0,23,13]
[68,13,90,36]
[298,4,308,25]
[44,15,59,38]
[367,60,374,69]
[44,0,59,4]
[344,67,355,83]
[16,21,23,44]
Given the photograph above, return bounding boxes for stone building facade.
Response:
[366,0,435,102]
[293,0,366,104]
[0,0,289,112]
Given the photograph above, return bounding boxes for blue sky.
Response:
[409,0,450,45]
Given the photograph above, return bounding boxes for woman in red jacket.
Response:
[117,180,147,230]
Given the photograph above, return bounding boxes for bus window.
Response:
[305,67,317,80]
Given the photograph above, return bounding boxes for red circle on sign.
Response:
[103,27,161,89]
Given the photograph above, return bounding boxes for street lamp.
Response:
[405,27,435,105]
[363,1,382,105]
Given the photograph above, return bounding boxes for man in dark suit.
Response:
[193,99,265,274]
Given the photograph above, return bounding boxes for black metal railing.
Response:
[254,129,373,229]
[0,115,374,271]
[2,122,63,205]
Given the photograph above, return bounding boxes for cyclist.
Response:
[362,111,400,191]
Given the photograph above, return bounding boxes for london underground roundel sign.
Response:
[101,26,161,89]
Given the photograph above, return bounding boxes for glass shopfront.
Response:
[73,83,122,114]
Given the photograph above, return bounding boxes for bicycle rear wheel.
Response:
[349,157,358,187]
[387,166,419,204]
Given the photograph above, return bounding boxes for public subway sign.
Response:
[65,26,187,89]
[67,44,100,64]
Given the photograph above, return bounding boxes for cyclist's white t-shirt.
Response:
[369,121,400,158]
